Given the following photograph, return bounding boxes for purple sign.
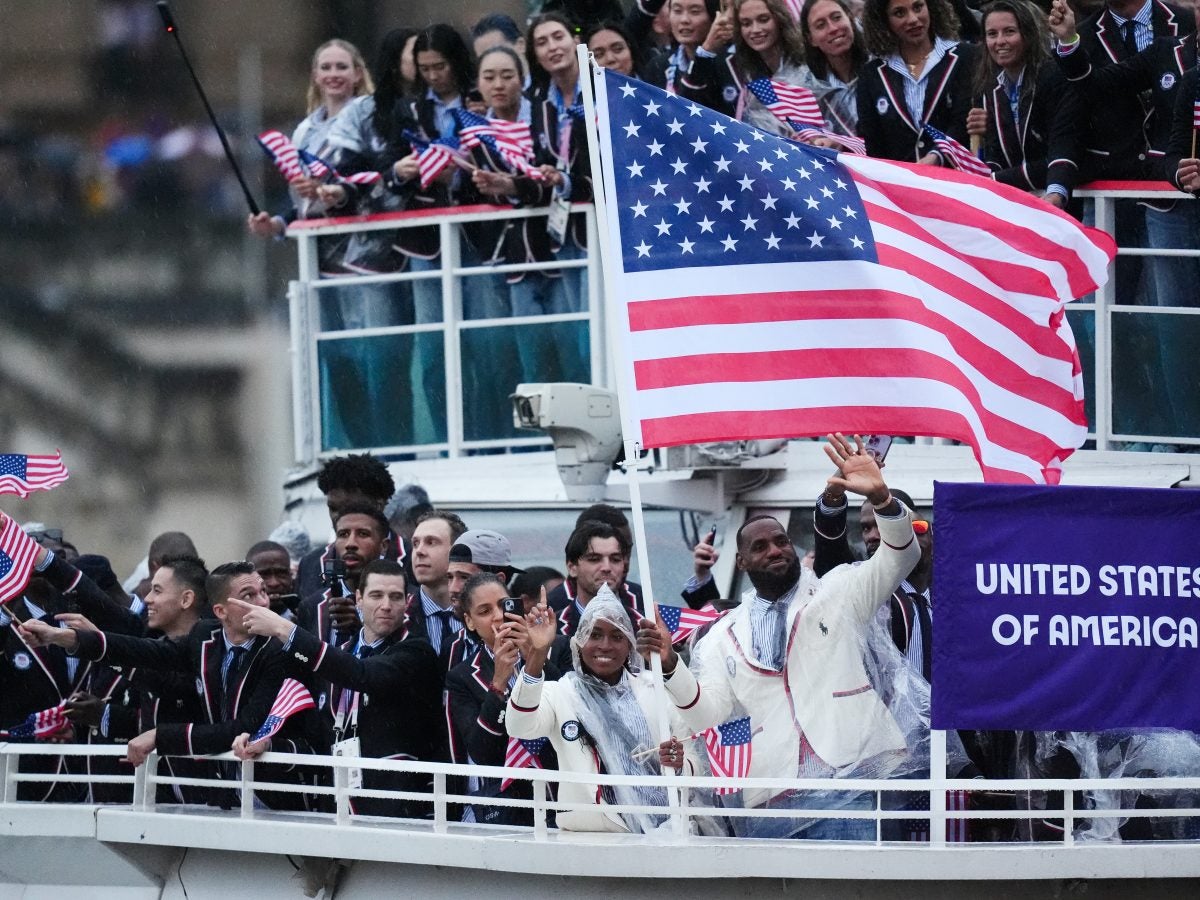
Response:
[932,482,1200,731]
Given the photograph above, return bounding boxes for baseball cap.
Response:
[449,529,524,572]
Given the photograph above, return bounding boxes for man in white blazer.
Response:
[651,434,922,838]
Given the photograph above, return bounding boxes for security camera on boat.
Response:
[510,383,623,497]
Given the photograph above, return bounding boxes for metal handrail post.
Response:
[334,763,350,826]
[929,729,948,848]
[1092,196,1115,450]
[586,207,606,390]
[0,750,13,805]
[241,760,255,818]
[433,772,448,834]
[533,778,548,841]
[440,221,463,457]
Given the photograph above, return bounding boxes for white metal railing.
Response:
[1073,183,1198,451]
[287,203,604,462]
[5,739,1200,850]
[284,186,1199,465]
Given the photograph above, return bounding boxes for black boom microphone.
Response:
[156,0,261,215]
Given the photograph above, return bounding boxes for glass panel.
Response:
[1111,310,1200,441]
[318,332,446,451]
[1066,307,1094,432]
[460,324,524,442]
[460,321,592,442]
[317,280,415,332]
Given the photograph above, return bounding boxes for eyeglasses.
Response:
[26,527,64,544]
[912,520,930,535]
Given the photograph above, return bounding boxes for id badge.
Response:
[332,736,363,791]
[547,194,570,247]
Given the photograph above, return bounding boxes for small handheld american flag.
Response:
[0,514,42,606]
[656,603,722,644]
[296,149,382,186]
[0,451,70,498]
[501,736,548,790]
[452,107,540,178]
[1,701,68,740]
[403,131,467,189]
[257,130,306,181]
[703,716,754,795]
[251,678,315,743]
[922,123,992,177]
[746,79,866,155]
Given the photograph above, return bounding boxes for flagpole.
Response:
[579,48,687,837]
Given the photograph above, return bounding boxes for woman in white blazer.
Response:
[506,587,694,833]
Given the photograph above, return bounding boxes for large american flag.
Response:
[1,701,68,740]
[0,514,41,605]
[0,451,69,498]
[251,678,315,743]
[703,716,754,795]
[593,70,1114,484]
[657,603,722,643]
[501,736,548,790]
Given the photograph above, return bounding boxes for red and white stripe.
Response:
[795,127,867,156]
[0,515,41,605]
[0,450,70,498]
[615,155,1113,484]
[417,144,458,189]
[929,132,993,178]
[258,130,305,181]
[500,737,544,790]
[762,80,824,129]
[703,730,752,796]
[252,678,315,742]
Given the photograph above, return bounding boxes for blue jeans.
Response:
[318,282,411,450]
[407,256,447,444]
[729,789,876,841]
[1144,201,1200,437]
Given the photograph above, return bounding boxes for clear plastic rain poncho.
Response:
[562,585,668,834]
[1039,729,1200,842]
[687,567,969,838]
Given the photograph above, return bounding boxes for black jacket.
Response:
[74,622,324,810]
[811,496,930,679]
[979,64,1083,196]
[1075,0,1196,178]
[1164,67,1200,192]
[856,43,980,163]
[283,625,444,817]
[1057,35,1197,167]
[445,646,561,826]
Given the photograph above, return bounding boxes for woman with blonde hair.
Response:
[247,38,373,240]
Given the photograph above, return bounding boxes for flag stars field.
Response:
[605,76,874,269]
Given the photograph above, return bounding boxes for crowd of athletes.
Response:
[5,445,1197,842]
